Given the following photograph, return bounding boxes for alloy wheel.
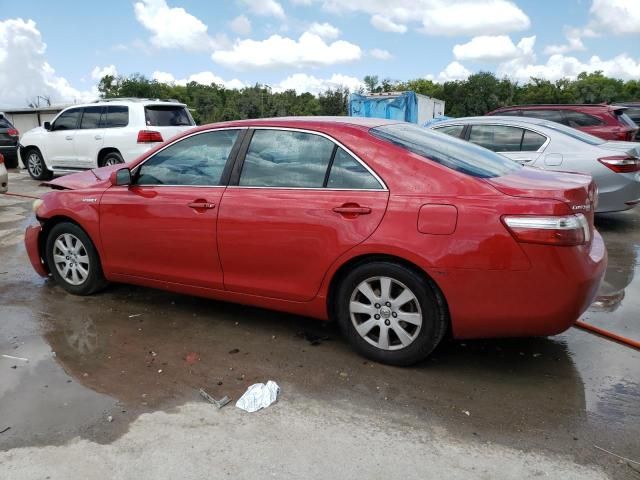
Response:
[28,153,43,177]
[52,233,90,286]
[349,276,423,351]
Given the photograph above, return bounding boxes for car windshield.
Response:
[370,123,521,179]
[145,105,195,127]
[536,120,605,145]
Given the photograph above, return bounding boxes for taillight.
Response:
[7,128,18,137]
[0,153,4,164]
[502,214,590,246]
[137,130,163,143]
[598,155,640,173]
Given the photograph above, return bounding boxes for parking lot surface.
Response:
[1,169,638,479]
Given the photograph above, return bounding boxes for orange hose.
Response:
[1,192,40,200]
[574,321,640,350]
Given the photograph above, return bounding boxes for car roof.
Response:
[432,116,555,127]
[197,116,403,130]
[492,103,622,111]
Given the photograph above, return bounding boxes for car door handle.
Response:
[188,201,216,209]
[94,135,103,140]
[332,205,371,215]
[65,136,73,140]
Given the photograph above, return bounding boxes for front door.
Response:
[217,129,389,301]
[99,129,243,289]
[46,107,83,167]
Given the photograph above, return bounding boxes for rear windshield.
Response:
[535,121,605,145]
[615,111,638,128]
[370,123,521,179]
[145,105,194,127]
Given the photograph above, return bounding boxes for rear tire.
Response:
[45,222,107,295]
[102,151,124,166]
[336,261,447,366]
[26,148,53,180]
[4,152,18,169]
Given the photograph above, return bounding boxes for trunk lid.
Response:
[598,141,640,158]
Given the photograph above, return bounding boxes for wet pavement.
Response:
[0,169,638,479]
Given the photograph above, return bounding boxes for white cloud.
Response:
[91,65,117,81]
[307,22,340,39]
[453,35,524,62]
[370,48,392,60]
[134,0,225,50]
[273,73,364,94]
[211,32,361,69]
[544,27,586,55]
[371,14,408,33]
[0,18,96,107]
[152,71,246,89]
[238,0,285,19]
[307,0,530,36]
[590,0,640,35]
[229,15,251,36]
[427,61,472,82]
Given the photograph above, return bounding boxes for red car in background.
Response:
[25,117,606,365]
[487,104,638,141]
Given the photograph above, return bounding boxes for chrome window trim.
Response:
[131,127,247,187]
[237,126,388,191]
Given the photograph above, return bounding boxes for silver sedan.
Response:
[429,116,640,213]
[0,154,8,193]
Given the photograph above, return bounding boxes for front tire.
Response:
[336,262,447,366]
[45,222,107,295]
[26,148,53,180]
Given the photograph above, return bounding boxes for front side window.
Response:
[327,148,382,190]
[53,108,82,131]
[520,109,566,125]
[80,106,104,129]
[468,125,524,152]
[370,123,521,179]
[104,106,129,128]
[239,130,335,188]
[136,130,239,186]
[434,125,464,138]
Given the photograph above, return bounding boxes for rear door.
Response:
[467,124,545,165]
[100,129,243,289]
[46,107,83,167]
[72,106,105,168]
[217,128,389,301]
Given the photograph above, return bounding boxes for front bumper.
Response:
[24,224,48,277]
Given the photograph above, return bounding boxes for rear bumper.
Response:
[596,173,640,213]
[24,225,48,277]
[440,231,607,339]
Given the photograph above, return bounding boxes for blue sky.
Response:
[1,0,639,106]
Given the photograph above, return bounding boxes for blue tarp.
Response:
[348,92,418,123]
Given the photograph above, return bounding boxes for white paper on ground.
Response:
[235,381,280,413]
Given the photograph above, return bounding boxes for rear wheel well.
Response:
[97,148,122,167]
[327,254,450,331]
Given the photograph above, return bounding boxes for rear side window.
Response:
[521,109,566,124]
[434,125,464,138]
[80,106,104,129]
[495,110,522,116]
[145,105,194,127]
[468,125,523,152]
[564,110,603,127]
[371,123,521,179]
[327,148,382,190]
[239,130,335,188]
[521,130,547,151]
[104,106,129,128]
[136,130,239,186]
[53,108,82,130]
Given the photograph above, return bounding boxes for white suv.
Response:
[19,98,196,180]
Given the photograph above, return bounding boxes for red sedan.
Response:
[25,117,607,365]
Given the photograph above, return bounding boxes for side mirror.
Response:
[110,167,132,186]
[43,121,51,131]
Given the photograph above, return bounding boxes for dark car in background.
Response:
[486,104,638,142]
[0,114,19,168]
[613,102,640,140]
